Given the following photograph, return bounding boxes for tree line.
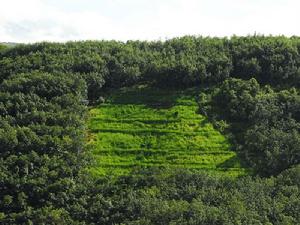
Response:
[1,36,300,97]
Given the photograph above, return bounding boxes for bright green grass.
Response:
[88,86,249,177]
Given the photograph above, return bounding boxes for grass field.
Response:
[87,86,249,177]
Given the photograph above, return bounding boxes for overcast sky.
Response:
[0,0,299,43]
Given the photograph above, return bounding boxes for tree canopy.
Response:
[0,36,300,224]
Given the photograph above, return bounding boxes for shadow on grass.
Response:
[216,155,241,169]
[199,118,210,126]
[91,118,182,124]
[108,86,197,109]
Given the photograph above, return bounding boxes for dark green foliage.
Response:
[244,121,300,175]
[0,71,88,224]
[200,78,300,176]
[53,167,299,225]
[0,44,7,52]
[230,36,300,85]
[1,36,300,94]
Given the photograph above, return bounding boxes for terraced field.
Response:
[88,86,248,176]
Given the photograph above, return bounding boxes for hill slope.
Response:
[88,86,248,176]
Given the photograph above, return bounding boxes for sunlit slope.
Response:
[88,87,248,176]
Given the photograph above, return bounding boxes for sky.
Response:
[0,0,299,43]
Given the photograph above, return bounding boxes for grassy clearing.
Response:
[88,86,249,177]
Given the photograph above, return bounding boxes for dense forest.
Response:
[0,36,300,224]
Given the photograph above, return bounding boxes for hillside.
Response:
[1,36,299,224]
[88,86,248,176]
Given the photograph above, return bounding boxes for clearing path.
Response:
[88,86,249,176]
